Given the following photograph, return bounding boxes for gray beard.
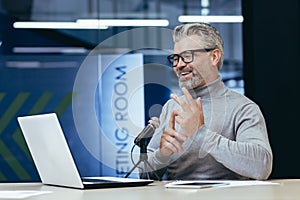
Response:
[179,76,203,89]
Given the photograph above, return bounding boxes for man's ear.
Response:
[210,48,221,66]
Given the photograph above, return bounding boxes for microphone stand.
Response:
[125,139,161,180]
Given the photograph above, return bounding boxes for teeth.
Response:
[181,72,189,76]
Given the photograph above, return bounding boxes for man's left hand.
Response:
[170,87,204,138]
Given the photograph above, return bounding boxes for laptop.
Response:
[17,113,153,189]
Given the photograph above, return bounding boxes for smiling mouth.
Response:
[179,70,193,78]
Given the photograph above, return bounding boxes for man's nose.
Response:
[175,57,187,69]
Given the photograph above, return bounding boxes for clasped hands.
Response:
[160,87,204,157]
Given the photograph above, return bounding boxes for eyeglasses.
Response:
[167,48,215,67]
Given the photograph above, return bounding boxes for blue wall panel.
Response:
[0,55,101,182]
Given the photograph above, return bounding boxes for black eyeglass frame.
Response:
[167,48,215,67]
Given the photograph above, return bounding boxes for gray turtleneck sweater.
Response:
[142,77,273,180]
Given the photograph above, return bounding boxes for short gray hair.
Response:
[173,23,224,69]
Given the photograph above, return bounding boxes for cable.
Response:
[129,144,144,173]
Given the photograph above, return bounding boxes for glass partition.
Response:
[0,0,243,182]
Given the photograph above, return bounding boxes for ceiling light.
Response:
[13,19,169,29]
[13,47,88,54]
[178,15,244,23]
[76,19,169,27]
[13,21,109,29]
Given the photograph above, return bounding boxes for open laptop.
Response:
[17,113,153,189]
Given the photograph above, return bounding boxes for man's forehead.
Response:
[173,35,204,53]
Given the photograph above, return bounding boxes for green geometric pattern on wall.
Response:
[0,92,73,182]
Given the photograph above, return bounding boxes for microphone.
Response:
[134,117,160,147]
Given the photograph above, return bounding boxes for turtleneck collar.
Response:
[187,76,228,99]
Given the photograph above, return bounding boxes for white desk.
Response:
[0,179,299,200]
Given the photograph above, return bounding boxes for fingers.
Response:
[167,116,187,144]
[171,87,197,112]
[172,110,183,125]
[161,110,187,157]
[170,88,204,138]
[160,130,186,156]
[181,87,195,106]
[196,97,203,112]
[196,97,204,128]
[171,93,190,112]
[163,135,183,153]
[169,110,176,130]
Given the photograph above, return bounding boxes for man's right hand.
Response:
[160,110,187,157]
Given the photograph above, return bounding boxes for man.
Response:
[141,23,273,180]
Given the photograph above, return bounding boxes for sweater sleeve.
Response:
[192,103,273,180]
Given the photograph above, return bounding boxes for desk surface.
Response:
[0,179,299,200]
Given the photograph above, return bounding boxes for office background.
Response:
[0,0,299,182]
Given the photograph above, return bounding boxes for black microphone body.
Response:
[134,117,159,147]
